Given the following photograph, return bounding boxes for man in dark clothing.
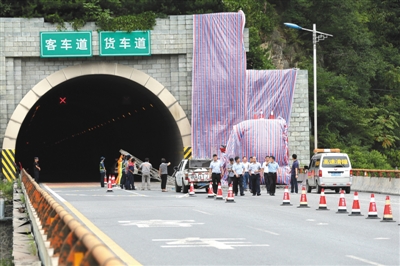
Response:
[100,157,106,187]
[33,157,40,183]
[291,154,300,193]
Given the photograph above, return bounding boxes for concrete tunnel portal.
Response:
[10,66,190,183]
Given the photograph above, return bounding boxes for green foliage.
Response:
[343,146,392,169]
[0,179,13,201]
[96,12,156,31]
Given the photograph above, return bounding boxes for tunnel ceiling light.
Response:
[150,104,153,107]
[128,112,131,115]
[142,107,145,110]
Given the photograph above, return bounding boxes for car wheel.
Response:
[316,182,322,194]
[182,178,189,193]
[175,179,182,193]
[306,181,312,193]
[345,187,351,194]
[335,188,340,193]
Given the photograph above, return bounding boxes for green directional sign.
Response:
[99,31,151,56]
[40,32,92,58]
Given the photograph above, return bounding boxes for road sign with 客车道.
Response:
[99,31,151,56]
[40,32,92,58]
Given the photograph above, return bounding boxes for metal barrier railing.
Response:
[352,169,400,178]
[21,169,125,266]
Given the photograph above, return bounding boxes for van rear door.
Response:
[320,155,351,186]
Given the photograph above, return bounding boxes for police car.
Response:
[304,149,352,194]
[173,159,212,193]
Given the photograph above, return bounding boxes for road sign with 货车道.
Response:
[99,31,151,56]
[40,32,92,58]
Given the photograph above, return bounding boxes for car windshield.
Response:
[321,156,349,167]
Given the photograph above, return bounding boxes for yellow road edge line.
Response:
[43,185,142,265]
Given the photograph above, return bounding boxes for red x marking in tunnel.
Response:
[59,97,66,104]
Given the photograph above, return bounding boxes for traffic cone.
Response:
[316,188,329,211]
[207,182,214,199]
[281,186,292,206]
[104,175,107,185]
[269,110,275,119]
[366,194,379,219]
[106,180,113,192]
[189,182,196,197]
[297,186,310,208]
[215,183,223,200]
[111,175,116,187]
[336,190,348,214]
[225,184,235,203]
[381,196,396,222]
[348,191,363,216]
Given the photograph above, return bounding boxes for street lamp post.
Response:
[284,23,332,150]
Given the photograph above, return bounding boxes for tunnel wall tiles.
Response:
[0,17,309,165]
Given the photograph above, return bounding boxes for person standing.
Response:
[291,154,300,193]
[99,157,106,187]
[208,154,223,194]
[227,158,235,186]
[127,157,136,190]
[140,158,152,190]
[33,157,41,183]
[121,155,129,189]
[249,156,261,196]
[116,155,123,186]
[267,156,279,196]
[159,158,171,192]
[242,156,250,192]
[261,156,270,194]
[232,156,245,196]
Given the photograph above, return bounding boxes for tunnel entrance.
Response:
[15,74,184,182]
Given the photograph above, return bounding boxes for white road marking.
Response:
[306,219,315,221]
[317,223,329,225]
[193,209,212,215]
[123,190,148,197]
[346,255,384,266]
[374,237,390,240]
[118,220,204,228]
[176,194,189,198]
[152,237,269,250]
[43,184,66,202]
[247,226,280,236]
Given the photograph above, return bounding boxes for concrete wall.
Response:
[0,16,309,163]
[351,176,400,195]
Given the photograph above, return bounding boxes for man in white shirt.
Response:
[209,154,223,194]
[266,156,279,196]
[261,156,270,194]
[232,156,245,196]
[242,156,250,192]
[140,158,152,190]
[248,156,261,196]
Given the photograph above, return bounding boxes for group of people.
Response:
[210,153,300,196]
[100,155,171,192]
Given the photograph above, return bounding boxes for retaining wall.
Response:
[351,176,400,195]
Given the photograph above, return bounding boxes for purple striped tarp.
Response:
[192,11,247,159]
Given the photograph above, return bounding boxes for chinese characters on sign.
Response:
[99,31,151,56]
[40,32,92,58]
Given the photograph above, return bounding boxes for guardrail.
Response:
[352,169,400,178]
[21,169,125,266]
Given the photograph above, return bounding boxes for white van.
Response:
[304,149,352,194]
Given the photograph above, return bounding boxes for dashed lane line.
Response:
[247,226,280,236]
[193,209,213,215]
[346,255,384,266]
[43,184,142,266]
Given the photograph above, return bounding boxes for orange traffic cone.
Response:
[104,175,107,185]
[336,190,348,214]
[189,182,196,197]
[366,194,379,219]
[215,183,223,200]
[225,184,235,203]
[106,180,113,192]
[381,196,396,222]
[207,182,214,199]
[316,188,329,210]
[297,186,310,208]
[269,110,275,119]
[349,191,363,216]
[111,175,116,187]
[281,186,292,206]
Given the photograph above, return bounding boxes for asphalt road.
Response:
[43,183,400,266]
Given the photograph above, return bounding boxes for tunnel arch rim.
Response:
[2,62,191,150]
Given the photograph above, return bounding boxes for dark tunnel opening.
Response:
[16,74,184,182]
